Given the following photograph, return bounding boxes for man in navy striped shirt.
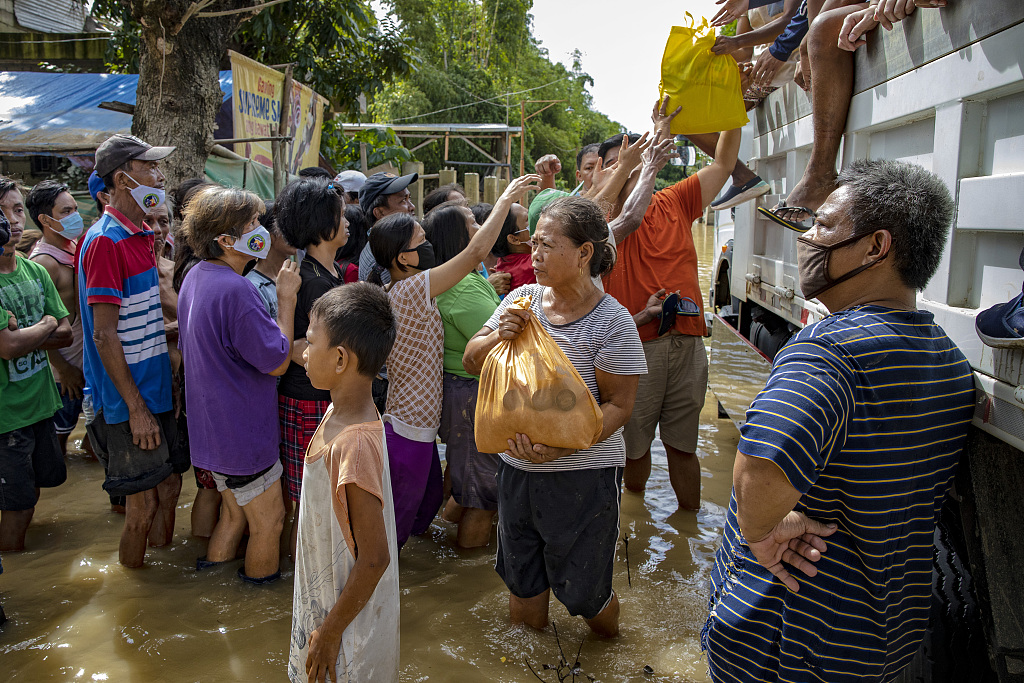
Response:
[703,159,975,682]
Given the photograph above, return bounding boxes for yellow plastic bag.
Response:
[659,14,749,135]
[475,296,603,454]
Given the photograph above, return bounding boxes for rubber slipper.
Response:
[757,202,815,233]
[658,293,679,337]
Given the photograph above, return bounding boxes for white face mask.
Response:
[221,225,271,260]
[121,172,165,212]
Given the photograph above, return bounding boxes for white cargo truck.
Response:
[706,5,1024,681]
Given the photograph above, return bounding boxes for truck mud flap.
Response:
[707,313,772,429]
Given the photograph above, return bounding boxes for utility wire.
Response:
[388,75,571,123]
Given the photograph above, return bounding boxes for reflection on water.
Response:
[2,221,741,682]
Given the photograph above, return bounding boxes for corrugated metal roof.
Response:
[13,0,91,33]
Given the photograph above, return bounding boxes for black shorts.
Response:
[86,410,189,497]
[495,462,622,619]
[0,418,67,511]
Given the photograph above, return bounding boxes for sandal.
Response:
[658,293,679,337]
[757,200,816,233]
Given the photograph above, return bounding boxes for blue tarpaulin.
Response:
[0,70,232,155]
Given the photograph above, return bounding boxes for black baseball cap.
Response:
[358,172,418,210]
[95,134,175,178]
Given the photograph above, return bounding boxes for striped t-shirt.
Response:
[78,207,171,424]
[484,284,647,472]
[703,305,975,682]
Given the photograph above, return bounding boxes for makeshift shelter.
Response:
[0,70,280,199]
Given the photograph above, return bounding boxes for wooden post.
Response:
[497,177,508,198]
[405,161,425,220]
[359,142,368,174]
[483,175,499,205]
[465,172,480,205]
[439,167,457,188]
[519,100,526,177]
[272,65,293,197]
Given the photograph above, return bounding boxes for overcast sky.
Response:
[530,0,721,132]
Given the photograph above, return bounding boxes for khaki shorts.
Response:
[624,334,708,458]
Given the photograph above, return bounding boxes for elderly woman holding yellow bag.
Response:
[463,196,647,638]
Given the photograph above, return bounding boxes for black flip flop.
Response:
[658,293,679,337]
[757,202,816,233]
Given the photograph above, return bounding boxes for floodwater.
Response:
[1,221,743,682]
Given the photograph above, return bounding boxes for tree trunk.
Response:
[131,1,246,189]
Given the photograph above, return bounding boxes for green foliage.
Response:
[719,19,738,36]
[321,122,413,171]
[369,0,622,187]
[91,0,140,74]
[233,3,413,115]
[90,0,623,182]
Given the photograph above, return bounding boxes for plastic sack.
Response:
[659,14,749,136]
[475,296,603,454]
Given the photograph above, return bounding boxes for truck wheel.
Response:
[893,499,996,683]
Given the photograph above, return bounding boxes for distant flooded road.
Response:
[1,220,741,682]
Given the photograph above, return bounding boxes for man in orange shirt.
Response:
[603,98,740,510]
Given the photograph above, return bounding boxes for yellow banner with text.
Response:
[229,50,328,172]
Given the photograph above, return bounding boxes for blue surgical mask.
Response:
[54,212,84,240]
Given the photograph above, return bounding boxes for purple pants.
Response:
[384,421,443,548]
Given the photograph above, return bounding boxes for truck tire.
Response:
[892,499,995,683]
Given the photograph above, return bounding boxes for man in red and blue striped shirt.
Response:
[78,134,186,568]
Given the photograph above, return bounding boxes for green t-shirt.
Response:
[435,272,500,379]
[0,255,67,432]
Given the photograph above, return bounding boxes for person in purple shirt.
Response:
[177,186,300,584]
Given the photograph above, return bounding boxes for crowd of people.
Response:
[0,3,977,678]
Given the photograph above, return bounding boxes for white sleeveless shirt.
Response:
[288,418,400,682]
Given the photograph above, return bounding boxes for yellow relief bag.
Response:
[659,14,749,136]
[475,296,603,454]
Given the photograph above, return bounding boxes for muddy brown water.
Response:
[2,221,750,682]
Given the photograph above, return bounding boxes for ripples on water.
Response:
[2,222,742,681]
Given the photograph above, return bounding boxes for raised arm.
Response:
[270,259,300,377]
[534,154,562,191]
[712,0,801,55]
[428,175,541,299]
[609,132,678,244]
[695,128,742,209]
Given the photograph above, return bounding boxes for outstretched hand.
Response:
[643,132,680,174]
[751,49,784,88]
[746,511,837,592]
[617,131,652,173]
[711,0,750,27]
[652,95,682,136]
[501,174,543,203]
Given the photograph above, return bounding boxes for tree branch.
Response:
[196,0,291,17]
